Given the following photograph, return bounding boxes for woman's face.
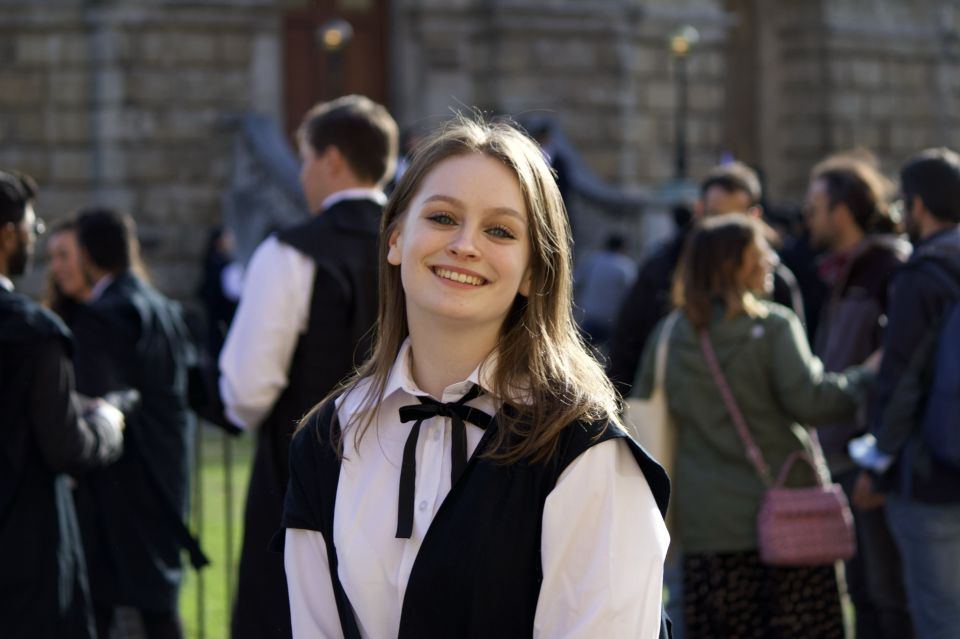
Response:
[738,236,777,296]
[48,230,90,300]
[387,152,532,335]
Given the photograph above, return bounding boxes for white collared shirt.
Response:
[0,273,13,292]
[218,189,386,429]
[285,339,669,638]
[88,274,115,302]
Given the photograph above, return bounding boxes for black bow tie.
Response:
[395,384,494,539]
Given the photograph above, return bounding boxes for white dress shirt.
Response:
[218,188,387,429]
[285,339,669,638]
[0,273,13,292]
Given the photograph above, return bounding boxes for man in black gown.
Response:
[219,95,398,639]
[71,208,199,639]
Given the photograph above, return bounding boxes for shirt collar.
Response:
[383,337,498,403]
[320,188,388,213]
[88,274,115,302]
[0,273,13,292]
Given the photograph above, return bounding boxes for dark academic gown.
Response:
[0,287,122,639]
[231,198,383,639]
[71,271,196,613]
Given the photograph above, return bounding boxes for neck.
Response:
[832,226,864,254]
[921,217,955,241]
[406,312,500,399]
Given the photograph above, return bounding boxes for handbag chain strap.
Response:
[698,330,774,487]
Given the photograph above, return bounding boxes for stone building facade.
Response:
[1,0,958,299]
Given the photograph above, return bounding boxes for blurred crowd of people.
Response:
[606,149,960,639]
[2,91,959,639]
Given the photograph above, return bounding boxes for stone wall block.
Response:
[37,186,95,220]
[58,33,92,66]
[646,80,676,111]
[0,148,48,181]
[142,184,220,225]
[830,92,861,118]
[50,149,94,183]
[127,148,174,182]
[49,70,91,106]
[96,145,125,183]
[15,34,61,66]
[10,110,46,142]
[0,72,46,106]
[689,82,723,112]
[851,59,884,89]
[217,33,252,65]
[140,31,217,66]
[865,94,894,118]
[46,109,92,144]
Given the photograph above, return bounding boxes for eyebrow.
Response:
[421,194,526,224]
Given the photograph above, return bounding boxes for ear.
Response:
[746,205,763,219]
[0,222,15,254]
[518,267,532,297]
[692,200,705,220]
[386,224,403,266]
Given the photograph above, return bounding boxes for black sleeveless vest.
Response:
[277,399,673,639]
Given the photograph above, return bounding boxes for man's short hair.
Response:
[297,95,399,186]
[76,207,132,272]
[700,161,762,207]
[0,170,37,226]
[900,147,960,224]
[811,155,894,232]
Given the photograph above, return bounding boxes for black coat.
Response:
[871,227,960,502]
[231,197,383,639]
[72,272,195,612]
[0,287,122,639]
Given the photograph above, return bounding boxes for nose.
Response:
[446,226,480,260]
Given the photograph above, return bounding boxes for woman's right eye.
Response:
[427,213,456,225]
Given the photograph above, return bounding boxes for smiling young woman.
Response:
[274,117,672,639]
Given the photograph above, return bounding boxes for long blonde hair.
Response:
[305,116,621,464]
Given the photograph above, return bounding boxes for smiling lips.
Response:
[432,266,487,287]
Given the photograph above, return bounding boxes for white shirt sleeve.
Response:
[218,236,314,429]
[285,529,344,639]
[535,438,669,639]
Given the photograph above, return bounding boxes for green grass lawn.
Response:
[179,425,254,639]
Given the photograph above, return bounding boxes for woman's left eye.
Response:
[486,225,516,240]
[427,213,456,225]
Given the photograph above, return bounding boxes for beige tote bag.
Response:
[623,310,679,480]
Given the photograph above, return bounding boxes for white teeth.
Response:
[435,267,484,286]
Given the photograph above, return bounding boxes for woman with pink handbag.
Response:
[635,213,876,639]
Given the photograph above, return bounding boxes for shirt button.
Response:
[418,500,428,511]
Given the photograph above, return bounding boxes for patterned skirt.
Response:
[684,551,846,639]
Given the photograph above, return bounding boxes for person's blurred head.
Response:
[297,94,399,213]
[76,208,134,280]
[805,155,896,252]
[696,162,763,219]
[899,147,960,243]
[46,219,91,301]
[0,170,41,278]
[674,213,778,329]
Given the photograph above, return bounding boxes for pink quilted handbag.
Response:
[756,451,856,565]
[700,331,857,566]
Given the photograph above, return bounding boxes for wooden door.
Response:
[284,0,389,137]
